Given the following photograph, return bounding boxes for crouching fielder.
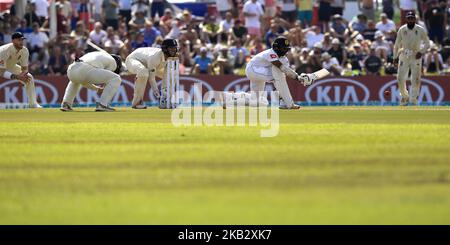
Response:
[236,36,314,109]
[126,38,178,109]
[0,32,41,108]
[61,51,123,112]
[393,11,430,106]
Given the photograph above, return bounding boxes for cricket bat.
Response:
[312,68,330,80]
[86,39,108,53]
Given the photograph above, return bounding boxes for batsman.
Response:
[125,38,178,109]
[393,11,430,106]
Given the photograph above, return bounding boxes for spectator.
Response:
[218,12,234,44]
[56,3,69,34]
[364,47,383,74]
[24,2,40,27]
[129,10,148,30]
[347,43,366,73]
[296,0,314,27]
[331,0,346,16]
[131,31,148,50]
[265,23,283,48]
[321,33,333,50]
[362,20,377,41]
[150,0,165,20]
[90,0,102,22]
[424,0,446,44]
[77,0,91,29]
[143,21,161,46]
[424,44,444,74]
[358,0,377,21]
[216,0,233,20]
[231,19,248,44]
[329,14,348,42]
[70,21,89,49]
[230,39,250,68]
[102,0,119,30]
[371,31,392,61]
[295,47,312,73]
[48,46,68,75]
[398,0,416,25]
[375,13,396,41]
[305,25,324,48]
[322,52,343,75]
[382,0,395,19]
[328,38,347,66]
[266,0,278,19]
[318,0,333,32]
[307,43,323,72]
[89,22,107,46]
[119,0,132,24]
[243,0,264,43]
[159,8,173,36]
[15,19,33,39]
[34,0,49,24]
[191,47,214,75]
[58,0,73,20]
[132,0,149,16]
[287,20,305,47]
[0,23,12,45]
[281,0,297,25]
[103,26,124,54]
[165,19,181,39]
[28,22,49,60]
[214,46,235,74]
[350,14,368,33]
[202,15,220,44]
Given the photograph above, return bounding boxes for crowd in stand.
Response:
[0,0,449,76]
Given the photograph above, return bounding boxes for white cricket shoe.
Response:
[132,104,147,109]
[60,102,73,112]
[95,102,115,112]
[400,97,409,106]
[29,103,43,108]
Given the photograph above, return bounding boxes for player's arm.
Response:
[417,28,430,59]
[271,60,300,80]
[393,29,402,64]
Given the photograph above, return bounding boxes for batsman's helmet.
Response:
[272,36,291,57]
[111,54,122,74]
[161,38,179,57]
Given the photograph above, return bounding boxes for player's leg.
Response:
[82,68,122,111]
[11,65,40,108]
[396,57,410,106]
[61,82,81,111]
[271,66,298,109]
[410,58,422,105]
[245,65,271,107]
[125,57,149,108]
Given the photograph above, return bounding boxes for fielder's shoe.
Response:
[411,99,419,106]
[132,104,147,109]
[279,104,301,110]
[29,103,43,109]
[60,102,73,112]
[400,97,409,106]
[95,102,115,112]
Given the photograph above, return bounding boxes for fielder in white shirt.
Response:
[61,51,123,112]
[393,11,430,106]
[0,32,41,108]
[125,38,178,109]
[227,36,314,109]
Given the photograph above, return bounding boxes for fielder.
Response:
[0,32,41,108]
[393,11,430,106]
[226,36,316,109]
[61,51,123,112]
[125,38,178,109]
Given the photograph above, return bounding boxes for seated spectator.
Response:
[329,14,348,42]
[89,22,107,46]
[375,13,396,41]
[371,31,392,61]
[56,3,69,34]
[287,20,305,47]
[265,23,283,48]
[214,46,235,75]
[305,25,324,48]
[349,14,368,34]
[218,12,234,44]
[129,10,147,30]
[364,47,383,75]
[347,43,366,73]
[307,43,323,72]
[103,26,125,54]
[322,52,343,75]
[70,21,89,49]
[191,47,214,75]
[165,19,181,39]
[424,44,444,74]
[28,22,49,61]
[131,31,148,50]
[362,20,377,41]
[15,19,33,39]
[230,19,248,45]
[29,48,48,75]
[143,21,161,46]
[24,2,41,27]
[296,48,313,74]
[328,38,347,66]
[202,15,220,44]
[321,33,333,51]
[230,39,250,68]
[250,37,265,56]
[48,46,68,75]
[0,23,12,45]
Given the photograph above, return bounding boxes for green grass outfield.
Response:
[0,107,450,224]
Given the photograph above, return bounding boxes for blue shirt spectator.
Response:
[142,21,161,46]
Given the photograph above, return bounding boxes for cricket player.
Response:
[125,38,178,109]
[0,32,41,108]
[233,36,315,109]
[61,51,123,112]
[393,11,430,106]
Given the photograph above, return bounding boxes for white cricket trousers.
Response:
[125,56,156,106]
[397,52,422,103]
[8,64,38,106]
[63,62,122,106]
